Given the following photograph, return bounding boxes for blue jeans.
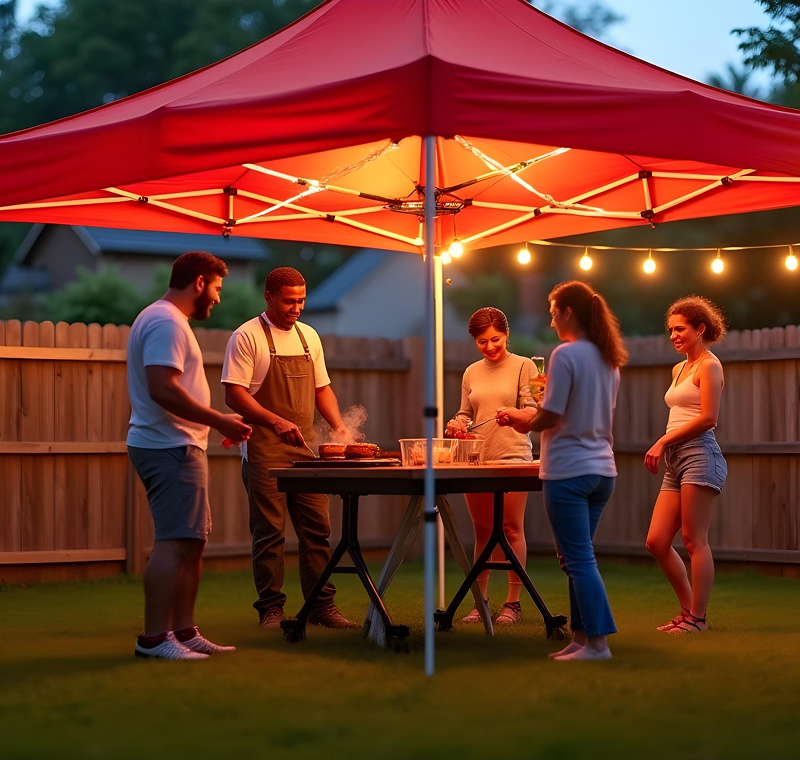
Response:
[543,475,617,638]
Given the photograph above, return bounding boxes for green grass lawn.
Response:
[1,559,799,760]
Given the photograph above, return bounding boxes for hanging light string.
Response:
[523,238,800,253]
[441,236,800,274]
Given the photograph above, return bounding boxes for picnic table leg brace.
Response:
[436,496,493,636]
[435,491,567,638]
[282,494,409,646]
[362,495,424,644]
[362,495,492,644]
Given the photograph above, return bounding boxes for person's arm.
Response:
[315,384,348,440]
[499,346,570,433]
[446,371,473,435]
[496,405,561,433]
[644,359,724,474]
[221,328,303,446]
[146,366,251,441]
[224,383,304,446]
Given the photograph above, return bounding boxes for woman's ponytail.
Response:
[549,282,628,369]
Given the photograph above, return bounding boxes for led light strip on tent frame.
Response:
[498,239,800,274]
[5,136,800,249]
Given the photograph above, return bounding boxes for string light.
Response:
[499,237,800,273]
[517,244,532,265]
[579,246,593,271]
[448,239,464,258]
[440,250,452,265]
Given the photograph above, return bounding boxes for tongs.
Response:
[300,439,319,459]
[467,418,496,432]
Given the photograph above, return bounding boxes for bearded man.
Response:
[127,251,251,660]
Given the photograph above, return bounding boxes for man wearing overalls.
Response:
[222,267,353,629]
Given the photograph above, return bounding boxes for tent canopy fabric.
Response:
[2,0,800,253]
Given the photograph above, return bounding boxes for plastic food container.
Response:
[452,438,485,465]
[399,438,457,466]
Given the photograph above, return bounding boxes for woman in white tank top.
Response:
[644,296,727,635]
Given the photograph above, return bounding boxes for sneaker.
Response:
[495,602,522,625]
[308,606,356,629]
[179,627,236,655]
[134,632,209,661]
[259,607,285,629]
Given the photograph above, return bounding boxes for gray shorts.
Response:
[128,445,211,541]
[660,430,727,494]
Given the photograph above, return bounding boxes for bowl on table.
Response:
[344,443,380,459]
[398,438,457,467]
[452,437,485,465]
[318,443,346,460]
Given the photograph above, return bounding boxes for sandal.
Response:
[495,602,522,625]
[460,603,489,624]
[666,613,708,634]
[657,607,690,632]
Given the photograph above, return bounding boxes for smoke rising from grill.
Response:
[314,404,368,448]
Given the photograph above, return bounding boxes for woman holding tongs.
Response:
[446,307,538,625]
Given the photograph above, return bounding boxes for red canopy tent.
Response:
[3,0,800,674]
[3,0,800,248]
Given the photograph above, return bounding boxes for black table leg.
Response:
[282,494,409,647]
[435,491,568,638]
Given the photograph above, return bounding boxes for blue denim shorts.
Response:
[661,430,727,493]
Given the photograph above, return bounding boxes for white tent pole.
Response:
[434,253,446,610]
[423,135,437,677]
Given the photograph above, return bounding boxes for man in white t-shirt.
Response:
[222,266,354,630]
[128,251,251,660]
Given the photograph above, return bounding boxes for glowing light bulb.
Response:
[711,255,724,274]
[643,252,656,274]
[517,247,532,265]
[579,253,593,271]
[448,240,464,258]
[441,251,452,265]
[786,253,798,271]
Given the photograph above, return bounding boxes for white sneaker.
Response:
[180,627,236,655]
[134,632,209,660]
[556,646,613,661]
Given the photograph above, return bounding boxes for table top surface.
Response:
[270,463,540,480]
[270,463,541,496]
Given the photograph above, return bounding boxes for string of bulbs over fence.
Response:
[439,239,800,274]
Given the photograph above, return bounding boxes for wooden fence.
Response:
[1,319,798,582]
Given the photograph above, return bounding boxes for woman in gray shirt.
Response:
[499,282,626,661]
[446,307,536,625]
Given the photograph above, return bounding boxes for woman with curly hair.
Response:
[644,296,727,634]
[498,281,627,660]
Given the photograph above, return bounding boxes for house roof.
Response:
[16,224,270,264]
[0,263,50,294]
[305,249,390,312]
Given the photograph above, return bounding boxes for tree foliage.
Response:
[30,264,266,328]
[529,0,624,39]
[735,1,800,85]
[0,0,320,135]
[46,266,144,325]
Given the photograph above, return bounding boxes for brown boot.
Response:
[308,605,356,629]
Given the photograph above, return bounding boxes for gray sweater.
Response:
[451,352,535,462]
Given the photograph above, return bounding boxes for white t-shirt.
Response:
[539,339,619,480]
[221,314,331,460]
[126,300,211,450]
